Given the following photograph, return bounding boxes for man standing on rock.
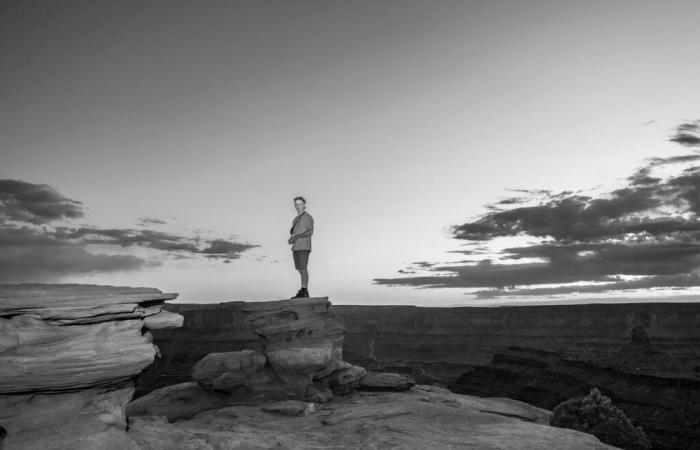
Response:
[288,196,314,298]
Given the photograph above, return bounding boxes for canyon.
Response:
[0,284,620,449]
[138,300,700,449]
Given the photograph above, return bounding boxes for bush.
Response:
[551,387,651,450]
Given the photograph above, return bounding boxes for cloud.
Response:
[53,226,202,252]
[474,274,700,298]
[670,120,700,147]
[0,179,84,224]
[449,166,700,243]
[374,119,700,297]
[0,227,151,282]
[200,239,259,259]
[0,179,260,282]
[137,217,168,226]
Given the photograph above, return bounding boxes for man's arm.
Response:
[291,216,314,240]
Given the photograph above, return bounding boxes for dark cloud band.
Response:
[375,119,700,297]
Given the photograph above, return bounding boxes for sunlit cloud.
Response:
[374,120,700,298]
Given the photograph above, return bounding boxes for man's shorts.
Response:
[293,250,310,270]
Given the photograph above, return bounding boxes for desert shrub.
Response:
[551,387,651,450]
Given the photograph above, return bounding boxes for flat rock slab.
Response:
[358,371,416,391]
[126,382,236,422]
[0,283,178,324]
[261,400,316,416]
[128,385,617,450]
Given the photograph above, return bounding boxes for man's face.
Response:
[294,200,305,213]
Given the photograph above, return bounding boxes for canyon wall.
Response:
[332,302,700,377]
[139,301,700,394]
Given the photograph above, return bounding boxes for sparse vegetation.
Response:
[551,387,651,450]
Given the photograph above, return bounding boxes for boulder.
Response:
[319,360,367,394]
[192,350,269,391]
[182,298,346,402]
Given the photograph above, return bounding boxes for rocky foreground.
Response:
[0,284,183,450]
[139,300,700,449]
[128,385,614,450]
[334,303,700,450]
[0,284,619,449]
[127,295,615,449]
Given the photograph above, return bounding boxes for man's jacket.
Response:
[291,212,314,251]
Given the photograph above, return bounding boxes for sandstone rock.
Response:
[144,310,184,330]
[0,382,141,450]
[0,283,182,450]
[126,382,235,421]
[303,383,333,403]
[319,360,367,395]
[358,371,416,391]
[0,314,156,392]
[134,303,264,396]
[242,297,345,389]
[128,416,226,450]
[173,298,347,403]
[192,350,270,391]
[135,297,346,396]
[261,400,316,416]
[0,283,177,324]
[127,385,616,449]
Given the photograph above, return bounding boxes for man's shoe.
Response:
[301,288,309,297]
[291,288,304,299]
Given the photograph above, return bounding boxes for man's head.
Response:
[294,196,306,213]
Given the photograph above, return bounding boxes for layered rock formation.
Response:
[332,302,700,373]
[138,300,700,449]
[130,296,617,449]
[140,301,700,390]
[129,297,383,419]
[0,283,182,450]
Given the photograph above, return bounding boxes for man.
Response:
[288,196,314,298]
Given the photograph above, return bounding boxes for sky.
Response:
[2,0,700,306]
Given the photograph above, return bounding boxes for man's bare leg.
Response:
[299,269,308,289]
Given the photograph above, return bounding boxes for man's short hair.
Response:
[294,196,306,204]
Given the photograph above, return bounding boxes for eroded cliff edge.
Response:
[0,283,183,450]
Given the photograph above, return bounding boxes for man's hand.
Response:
[288,236,295,244]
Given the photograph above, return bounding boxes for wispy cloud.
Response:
[374,119,700,298]
[137,216,168,226]
[0,180,259,282]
